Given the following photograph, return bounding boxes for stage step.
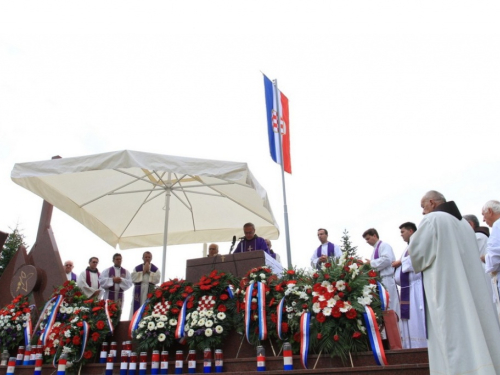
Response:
[0,349,429,374]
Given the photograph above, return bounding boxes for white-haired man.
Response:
[482,200,500,323]
[409,191,500,374]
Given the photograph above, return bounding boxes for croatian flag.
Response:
[263,74,291,174]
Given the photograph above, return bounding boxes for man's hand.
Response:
[392,260,402,268]
[319,255,328,263]
[143,262,151,273]
[113,276,122,283]
[365,259,371,265]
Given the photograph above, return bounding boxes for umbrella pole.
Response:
[162,181,172,283]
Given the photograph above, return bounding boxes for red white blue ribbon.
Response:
[299,312,310,369]
[363,306,388,366]
[33,297,56,338]
[129,301,147,339]
[244,283,254,344]
[42,295,64,346]
[175,294,192,339]
[226,285,234,299]
[276,297,285,340]
[24,315,32,345]
[104,300,114,335]
[77,321,89,362]
[377,282,389,311]
[257,282,267,341]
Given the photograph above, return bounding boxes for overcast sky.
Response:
[1,1,499,317]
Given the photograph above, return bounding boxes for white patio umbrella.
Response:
[11,150,280,281]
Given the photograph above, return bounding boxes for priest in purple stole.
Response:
[77,256,103,298]
[233,222,275,259]
[310,228,342,268]
[99,253,133,309]
[392,222,426,349]
[64,260,77,281]
[130,251,161,317]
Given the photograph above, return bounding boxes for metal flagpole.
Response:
[273,79,292,268]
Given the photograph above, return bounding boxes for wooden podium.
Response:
[185,251,282,282]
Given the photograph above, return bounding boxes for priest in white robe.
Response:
[130,251,161,318]
[409,191,500,375]
[99,253,133,310]
[363,228,400,315]
[392,222,426,349]
[77,256,103,299]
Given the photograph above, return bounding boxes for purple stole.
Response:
[86,269,100,289]
[316,242,335,269]
[399,249,410,319]
[373,241,383,259]
[108,267,127,302]
[133,263,159,313]
[69,272,77,282]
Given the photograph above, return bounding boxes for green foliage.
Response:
[340,229,357,258]
[0,225,28,278]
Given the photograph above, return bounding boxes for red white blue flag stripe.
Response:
[42,295,64,346]
[256,282,268,341]
[77,321,89,362]
[175,294,192,339]
[377,281,390,311]
[276,297,285,340]
[129,301,147,339]
[105,300,114,335]
[244,283,254,344]
[263,74,291,174]
[363,306,388,366]
[299,312,310,369]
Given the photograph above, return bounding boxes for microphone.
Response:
[229,235,237,254]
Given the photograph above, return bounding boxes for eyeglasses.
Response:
[64,264,73,267]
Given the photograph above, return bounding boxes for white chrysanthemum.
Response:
[291,301,297,307]
[198,318,206,327]
[160,315,168,322]
[137,334,142,339]
[152,313,161,319]
[259,273,266,279]
[158,333,166,342]
[323,307,332,316]
[188,329,194,337]
[299,292,309,300]
[169,319,177,326]
[53,339,60,347]
[192,311,199,317]
[139,321,146,328]
[206,310,214,317]
[16,324,21,331]
[148,322,156,330]
[312,303,321,314]
[286,306,293,313]
[64,330,71,338]
[59,307,67,314]
[287,313,294,320]
[62,346,72,354]
[157,322,165,329]
[321,280,331,288]
[186,313,191,320]
[339,303,351,313]
[66,307,74,314]
[205,328,213,337]
[261,280,267,284]
[335,280,346,291]
[327,299,336,308]
[217,312,226,320]
[205,320,213,328]
[215,325,223,334]
[199,311,207,317]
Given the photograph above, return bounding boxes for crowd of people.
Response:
[62,191,500,374]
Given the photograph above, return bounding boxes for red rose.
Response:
[176,300,184,307]
[147,293,153,299]
[316,312,326,323]
[251,302,258,310]
[72,336,81,345]
[220,294,229,301]
[171,308,179,314]
[313,273,319,279]
[155,290,163,298]
[92,332,100,342]
[369,279,376,284]
[333,334,339,341]
[281,322,289,333]
[338,292,344,298]
[368,270,377,277]
[324,262,331,268]
[217,305,227,312]
[352,332,362,339]
[96,320,105,330]
[187,302,194,309]
[302,303,308,309]
[317,333,322,340]
[84,350,93,359]
[346,309,357,319]
[332,308,342,318]
[324,274,330,280]
[77,322,83,327]
[185,286,194,293]
[293,332,301,343]
[287,270,295,275]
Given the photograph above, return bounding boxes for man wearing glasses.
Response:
[64,261,77,281]
[77,257,102,298]
[233,222,275,259]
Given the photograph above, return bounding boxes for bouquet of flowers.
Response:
[35,281,120,366]
[271,268,312,352]
[0,294,32,351]
[133,278,194,351]
[236,266,278,346]
[307,231,383,361]
[185,270,238,350]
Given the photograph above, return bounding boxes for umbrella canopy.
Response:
[11,150,280,279]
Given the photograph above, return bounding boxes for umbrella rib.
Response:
[115,169,165,187]
[118,187,162,239]
[174,174,196,231]
[79,174,155,207]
